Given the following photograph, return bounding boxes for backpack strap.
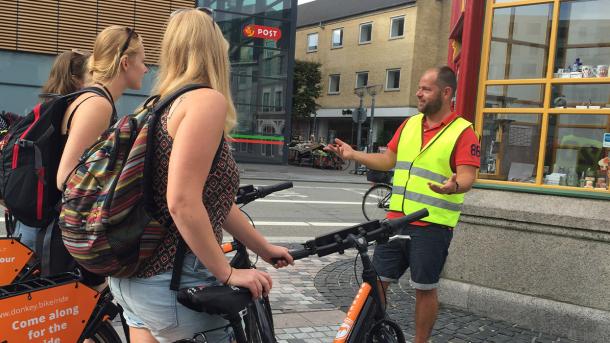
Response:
[66,95,99,133]
[65,86,118,133]
[152,83,211,113]
[169,136,226,291]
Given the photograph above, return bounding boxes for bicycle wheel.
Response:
[362,184,392,221]
[366,319,405,343]
[87,321,122,343]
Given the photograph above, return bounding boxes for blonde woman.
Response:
[57,26,148,189]
[107,9,293,342]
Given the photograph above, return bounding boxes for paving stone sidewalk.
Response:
[257,244,579,343]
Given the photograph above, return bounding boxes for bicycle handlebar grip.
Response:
[256,181,293,198]
[289,248,312,260]
[386,208,429,229]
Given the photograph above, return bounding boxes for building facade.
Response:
[0,0,296,164]
[294,0,451,149]
[443,1,610,342]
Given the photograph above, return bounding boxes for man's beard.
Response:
[419,95,443,116]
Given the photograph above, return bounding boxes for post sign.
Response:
[242,24,282,41]
[0,282,98,342]
[603,133,610,148]
[0,238,34,286]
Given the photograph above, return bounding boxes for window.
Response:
[385,69,401,90]
[262,91,270,112]
[359,23,372,44]
[332,28,343,48]
[307,33,318,52]
[356,72,368,88]
[328,74,340,94]
[476,0,610,194]
[390,16,405,38]
[274,90,283,111]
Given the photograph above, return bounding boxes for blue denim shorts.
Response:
[108,253,233,343]
[372,224,453,290]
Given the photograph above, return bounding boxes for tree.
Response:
[292,60,322,119]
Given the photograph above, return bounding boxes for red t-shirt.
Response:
[386,112,481,225]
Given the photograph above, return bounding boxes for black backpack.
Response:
[0,87,114,228]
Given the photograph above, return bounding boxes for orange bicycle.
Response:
[280,208,428,343]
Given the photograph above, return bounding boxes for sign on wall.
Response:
[243,24,282,41]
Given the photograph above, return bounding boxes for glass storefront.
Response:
[198,0,296,163]
[477,0,610,195]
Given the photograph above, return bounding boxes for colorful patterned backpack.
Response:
[59,84,209,277]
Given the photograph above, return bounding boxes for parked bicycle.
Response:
[362,170,394,221]
[177,182,293,343]
[178,208,428,343]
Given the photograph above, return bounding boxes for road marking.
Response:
[253,221,359,227]
[256,199,363,205]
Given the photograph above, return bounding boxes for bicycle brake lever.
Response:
[388,234,411,242]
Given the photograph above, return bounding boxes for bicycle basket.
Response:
[366,170,392,184]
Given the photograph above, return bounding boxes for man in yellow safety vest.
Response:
[325,66,480,343]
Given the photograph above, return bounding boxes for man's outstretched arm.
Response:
[324,138,396,171]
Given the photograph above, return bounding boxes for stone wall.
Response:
[440,188,610,342]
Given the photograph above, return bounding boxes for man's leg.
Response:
[408,225,453,343]
[414,288,438,343]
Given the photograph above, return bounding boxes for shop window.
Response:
[332,28,343,48]
[359,22,372,44]
[307,33,318,52]
[385,69,401,90]
[485,84,544,108]
[477,0,610,195]
[328,74,340,94]
[487,4,552,80]
[390,16,405,38]
[479,113,542,183]
[356,72,368,88]
[543,114,609,190]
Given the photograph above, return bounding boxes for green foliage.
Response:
[292,60,322,119]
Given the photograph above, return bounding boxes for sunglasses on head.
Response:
[119,27,138,57]
[170,6,214,18]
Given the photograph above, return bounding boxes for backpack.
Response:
[59,84,209,278]
[0,87,113,228]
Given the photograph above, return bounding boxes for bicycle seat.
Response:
[177,285,252,317]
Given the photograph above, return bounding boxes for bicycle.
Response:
[1,229,127,342]
[178,208,428,343]
[362,170,393,221]
[176,181,293,343]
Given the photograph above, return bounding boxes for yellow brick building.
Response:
[294,0,451,148]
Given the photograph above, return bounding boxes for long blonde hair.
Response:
[153,9,236,133]
[89,25,144,85]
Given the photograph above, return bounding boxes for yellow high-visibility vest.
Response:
[389,113,473,227]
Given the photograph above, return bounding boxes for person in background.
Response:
[325,66,480,343]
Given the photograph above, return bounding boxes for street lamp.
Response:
[353,87,366,152]
[365,84,382,153]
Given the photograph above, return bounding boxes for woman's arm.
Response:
[56,96,113,189]
[223,204,293,267]
[166,89,272,297]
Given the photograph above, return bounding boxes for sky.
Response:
[298,0,316,4]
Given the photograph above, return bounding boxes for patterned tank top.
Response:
[136,101,240,278]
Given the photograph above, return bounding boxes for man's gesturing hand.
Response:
[428,173,458,194]
[324,138,355,160]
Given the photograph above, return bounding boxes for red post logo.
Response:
[242,24,282,41]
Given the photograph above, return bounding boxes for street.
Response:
[237,179,371,242]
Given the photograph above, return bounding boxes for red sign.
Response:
[243,24,282,41]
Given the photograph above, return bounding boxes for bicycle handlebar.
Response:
[235,181,293,205]
[281,208,429,262]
